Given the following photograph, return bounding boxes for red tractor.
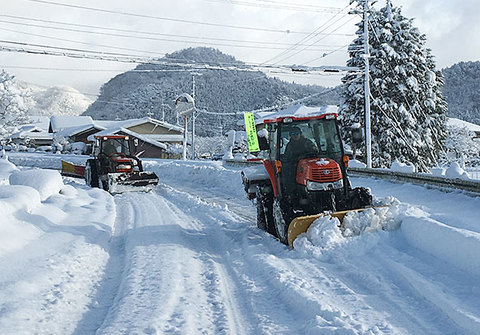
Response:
[83,135,159,193]
[242,106,372,246]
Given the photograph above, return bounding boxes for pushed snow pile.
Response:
[9,169,64,201]
[0,157,19,183]
[390,160,415,173]
[0,185,41,214]
[294,197,402,253]
[348,159,366,168]
[445,162,470,179]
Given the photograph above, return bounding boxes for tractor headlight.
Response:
[117,164,132,170]
[306,179,343,191]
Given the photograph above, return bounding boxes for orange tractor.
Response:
[242,107,372,247]
[62,135,158,193]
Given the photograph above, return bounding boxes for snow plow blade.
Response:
[61,160,85,178]
[107,171,159,194]
[287,206,388,248]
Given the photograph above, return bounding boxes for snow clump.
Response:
[9,169,64,201]
[390,159,415,173]
[445,162,470,180]
[0,157,19,183]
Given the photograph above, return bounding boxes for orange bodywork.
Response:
[295,158,342,186]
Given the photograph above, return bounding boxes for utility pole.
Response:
[363,0,372,168]
[191,72,202,160]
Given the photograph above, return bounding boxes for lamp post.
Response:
[175,93,194,161]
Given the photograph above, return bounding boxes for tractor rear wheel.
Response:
[85,160,99,188]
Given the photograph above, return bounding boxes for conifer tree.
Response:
[341,0,447,171]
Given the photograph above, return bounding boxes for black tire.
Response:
[256,189,277,237]
[85,160,99,188]
[256,198,267,232]
[350,187,373,209]
[273,199,289,245]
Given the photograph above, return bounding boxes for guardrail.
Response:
[348,167,480,194]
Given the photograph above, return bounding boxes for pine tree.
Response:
[341,0,447,171]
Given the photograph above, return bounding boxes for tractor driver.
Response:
[282,126,318,192]
[103,140,118,155]
[283,126,318,162]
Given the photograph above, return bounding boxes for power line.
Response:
[0,14,353,46]
[0,40,359,74]
[200,0,344,13]
[262,3,351,65]
[0,19,353,52]
[0,27,164,57]
[23,0,312,35]
[271,14,357,65]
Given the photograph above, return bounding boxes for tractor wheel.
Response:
[85,160,99,188]
[256,198,267,232]
[350,187,373,209]
[273,199,290,245]
[255,190,276,236]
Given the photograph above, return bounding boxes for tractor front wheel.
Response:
[85,160,99,188]
[273,199,290,245]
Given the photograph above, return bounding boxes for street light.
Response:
[175,93,194,161]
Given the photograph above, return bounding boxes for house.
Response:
[9,125,53,147]
[50,116,184,159]
[448,118,480,139]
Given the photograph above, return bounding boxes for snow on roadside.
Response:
[0,158,116,333]
[9,169,63,201]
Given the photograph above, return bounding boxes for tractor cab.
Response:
[264,114,350,206]
[94,135,132,157]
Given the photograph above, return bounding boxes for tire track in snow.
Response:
[95,191,258,334]
[157,183,334,334]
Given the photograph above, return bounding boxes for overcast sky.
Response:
[1,0,478,97]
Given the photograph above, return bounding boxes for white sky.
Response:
[1,0,478,96]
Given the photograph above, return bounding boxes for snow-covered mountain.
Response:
[19,82,92,117]
[83,47,341,136]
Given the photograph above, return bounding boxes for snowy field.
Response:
[1,153,479,334]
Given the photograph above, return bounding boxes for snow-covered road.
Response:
[1,155,479,334]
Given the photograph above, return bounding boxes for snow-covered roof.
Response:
[258,105,339,124]
[96,117,184,133]
[88,127,168,150]
[448,118,480,132]
[55,123,106,138]
[10,127,53,140]
[49,115,94,132]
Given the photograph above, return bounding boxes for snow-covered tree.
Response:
[0,70,30,136]
[441,125,480,167]
[341,0,447,171]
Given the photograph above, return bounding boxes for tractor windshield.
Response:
[280,119,342,160]
[101,137,131,156]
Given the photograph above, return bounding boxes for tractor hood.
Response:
[295,158,343,188]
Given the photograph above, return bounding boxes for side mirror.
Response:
[351,126,364,144]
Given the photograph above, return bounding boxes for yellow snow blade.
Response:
[287,206,390,249]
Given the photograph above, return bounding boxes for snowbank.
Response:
[9,169,64,201]
[294,197,402,255]
[348,159,366,168]
[445,162,470,179]
[391,160,415,173]
[0,157,19,183]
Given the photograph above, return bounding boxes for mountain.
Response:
[442,61,480,125]
[83,47,341,136]
[19,83,93,117]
